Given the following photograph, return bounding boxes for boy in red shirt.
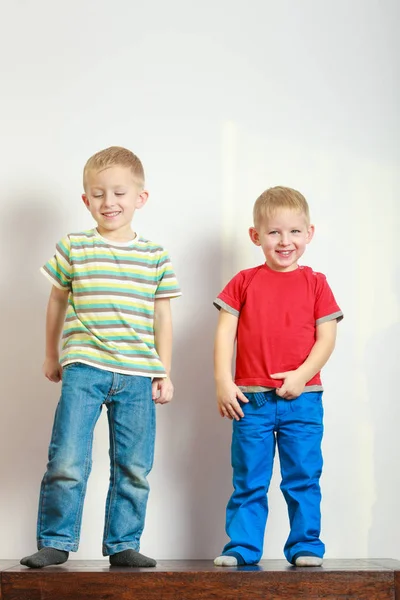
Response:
[213,187,342,567]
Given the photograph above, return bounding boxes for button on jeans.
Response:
[222,390,325,565]
[37,363,155,556]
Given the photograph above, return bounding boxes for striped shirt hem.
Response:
[61,358,167,378]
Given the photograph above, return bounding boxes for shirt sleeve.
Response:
[314,273,343,324]
[213,272,245,317]
[40,236,72,291]
[155,249,182,299]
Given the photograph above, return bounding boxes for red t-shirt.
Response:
[214,264,342,389]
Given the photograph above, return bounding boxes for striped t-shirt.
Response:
[41,229,181,377]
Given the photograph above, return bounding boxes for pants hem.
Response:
[38,540,77,552]
[103,542,140,556]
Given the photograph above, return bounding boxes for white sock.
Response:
[214,555,238,567]
[295,556,323,567]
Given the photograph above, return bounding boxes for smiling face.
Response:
[82,166,148,242]
[249,208,314,272]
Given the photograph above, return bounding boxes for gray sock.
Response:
[20,547,69,569]
[109,549,156,568]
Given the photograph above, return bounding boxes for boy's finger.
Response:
[232,401,244,418]
[159,386,173,404]
[237,390,249,403]
[270,372,286,379]
[227,407,239,420]
[224,409,233,420]
[230,402,242,419]
[220,406,229,419]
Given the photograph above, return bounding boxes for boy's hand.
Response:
[43,358,63,383]
[152,376,174,405]
[216,379,249,420]
[270,370,307,399]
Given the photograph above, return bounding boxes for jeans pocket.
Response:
[61,362,83,381]
[306,391,323,402]
[304,391,324,420]
[290,391,323,421]
[61,362,79,375]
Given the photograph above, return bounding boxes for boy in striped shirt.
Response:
[21,147,181,568]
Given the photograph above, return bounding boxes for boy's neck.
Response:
[265,260,299,273]
[95,226,137,243]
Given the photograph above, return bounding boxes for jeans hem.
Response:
[222,551,247,565]
[38,540,78,552]
[222,545,262,565]
[103,542,140,556]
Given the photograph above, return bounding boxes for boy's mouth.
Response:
[277,250,294,257]
[102,211,121,218]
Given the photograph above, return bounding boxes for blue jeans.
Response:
[222,391,324,565]
[37,363,155,556]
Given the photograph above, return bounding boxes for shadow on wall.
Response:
[148,237,233,559]
[0,196,64,551]
[366,268,400,559]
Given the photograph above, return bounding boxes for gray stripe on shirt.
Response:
[213,298,239,317]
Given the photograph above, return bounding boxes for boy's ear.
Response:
[82,194,90,209]
[136,190,149,209]
[306,224,315,243]
[249,227,261,246]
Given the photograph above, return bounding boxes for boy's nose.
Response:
[279,235,290,246]
[103,194,116,207]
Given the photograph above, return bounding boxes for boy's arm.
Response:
[43,285,69,382]
[271,319,338,399]
[152,298,174,404]
[214,309,248,420]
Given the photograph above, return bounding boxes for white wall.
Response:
[0,0,399,561]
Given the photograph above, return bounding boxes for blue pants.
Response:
[37,363,155,556]
[222,391,324,565]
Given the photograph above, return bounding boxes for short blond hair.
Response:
[83,146,145,189]
[253,186,310,227]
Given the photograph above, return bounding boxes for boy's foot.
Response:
[109,549,156,568]
[293,552,323,567]
[214,552,246,567]
[214,555,238,566]
[20,548,69,568]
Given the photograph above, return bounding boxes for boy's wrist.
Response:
[214,373,234,383]
[294,365,313,383]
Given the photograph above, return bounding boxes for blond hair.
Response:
[253,186,310,227]
[83,146,145,189]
